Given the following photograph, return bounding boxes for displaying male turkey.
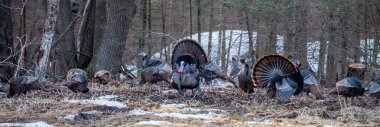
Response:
[139,52,166,69]
[7,76,49,97]
[329,77,364,98]
[368,78,380,98]
[252,55,304,102]
[63,69,90,93]
[94,70,112,85]
[237,57,254,93]
[171,39,207,96]
[301,69,325,99]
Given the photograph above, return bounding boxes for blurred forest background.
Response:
[0,0,379,87]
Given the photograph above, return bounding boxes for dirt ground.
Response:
[0,81,380,127]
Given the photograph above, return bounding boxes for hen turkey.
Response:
[252,55,304,102]
[63,69,90,93]
[368,78,380,98]
[171,39,207,96]
[238,58,255,93]
[301,69,325,99]
[7,76,49,97]
[137,53,172,85]
[139,52,166,69]
[329,77,364,98]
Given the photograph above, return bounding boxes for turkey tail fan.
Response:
[252,55,297,87]
[171,39,208,68]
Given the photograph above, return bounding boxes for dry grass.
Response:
[0,82,379,127]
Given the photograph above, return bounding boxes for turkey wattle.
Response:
[171,39,207,96]
[252,55,304,102]
[329,77,364,98]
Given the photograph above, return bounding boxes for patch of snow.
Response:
[183,108,202,113]
[0,121,53,127]
[129,109,153,115]
[129,109,224,120]
[154,112,224,120]
[323,125,336,127]
[67,97,127,109]
[160,104,187,108]
[63,114,77,120]
[82,110,102,114]
[98,95,118,100]
[134,120,170,126]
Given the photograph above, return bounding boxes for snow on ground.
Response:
[160,103,187,108]
[66,95,127,109]
[129,103,226,120]
[134,120,170,126]
[0,121,53,127]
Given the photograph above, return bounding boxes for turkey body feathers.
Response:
[238,63,254,93]
[329,77,364,97]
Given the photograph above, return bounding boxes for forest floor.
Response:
[0,81,379,127]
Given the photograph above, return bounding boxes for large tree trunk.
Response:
[325,4,339,88]
[245,9,254,58]
[51,0,76,77]
[36,0,60,81]
[93,0,107,58]
[87,0,136,75]
[196,0,201,44]
[77,0,96,68]
[0,0,14,82]
[284,1,296,58]
[293,0,309,70]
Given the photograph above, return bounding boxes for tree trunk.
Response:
[245,9,254,58]
[36,0,60,81]
[77,0,96,69]
[51,0,76,77]
[138,0,147,52]
[284,1,295,58]
[0,0,14,82]
[93,0,107,58]
[294,0,309,70]
[347,63,366,80]
[161,0,167,60]
[207,0,214,58]
[325,5,338,88]
[87,0,136,75]
[221,27,226,71]
[189,0,192,38]
[25,0,44,70]
[196,0,201,45]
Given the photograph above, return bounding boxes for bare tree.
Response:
[36,0,60,81]
[207,0,214,58]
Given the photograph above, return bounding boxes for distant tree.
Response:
[77,0,96,69]
[207,0,214,58]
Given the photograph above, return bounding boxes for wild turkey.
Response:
[139,52,166,69]
[94,70,112,85]
[7,76,49,97]
[198,62,232,87]
[329,77,364,98]
[63,69,90,93]
[171,39,207,96]
[227,56,240,88]
[139,64,173,85]
[368,78,380,98]
[301,69,325,99]
[252,55,304,102]
[237,57,254,93]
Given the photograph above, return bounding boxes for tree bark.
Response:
[77,0,96,68]
[93,0,107,58]
[36,0,60,81]
[325,3,338,88]
[294,0,309,70]
[0,0,14,82]
[196,0,201,45]
[87,0,136,75]
[207,0,214,58]
[347,63,366,80]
